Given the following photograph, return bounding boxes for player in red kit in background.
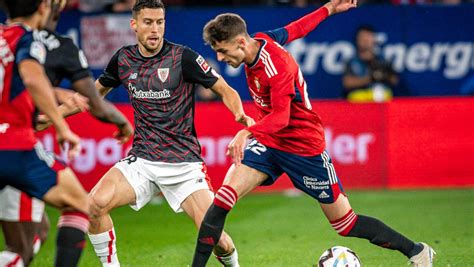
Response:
[0,0,91,266]
[192,1,435,266]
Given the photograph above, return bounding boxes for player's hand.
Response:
[114,122,134,144]
[326,0,357,15]
[227,129,252,166]
[236,114,256,127]
[35,114,53,131]
[56,128,81,161]
[64,93,90,112]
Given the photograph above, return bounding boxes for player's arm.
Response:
[19,60,80,158]
[16,34,80,158]
[182,48,253,126]
[210,77,254,126]
[71,77,133,143]
[228,71,294,165]
[54,87,90,112]
[266,0,356,45]
[246,76,293,136]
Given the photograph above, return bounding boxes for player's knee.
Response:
[330,209,358,237]
[88,192,111,216]
[213,185,239,211]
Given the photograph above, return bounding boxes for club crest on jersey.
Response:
[157,68,169,83]
[254,77,261,91]
[196,55,210,73]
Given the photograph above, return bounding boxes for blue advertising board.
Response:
[2,5,473,101]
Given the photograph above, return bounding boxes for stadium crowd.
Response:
[67,0,467,13]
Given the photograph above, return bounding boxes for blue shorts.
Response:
[242,139,344,204]
[0,143,66,200]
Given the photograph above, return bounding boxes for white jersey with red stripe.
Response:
[0,185,45,223]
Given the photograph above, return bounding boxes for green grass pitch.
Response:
[2,189,473,266]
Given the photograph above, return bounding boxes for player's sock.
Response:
[192,185,238,267]
[32,234,42,255]
[215,248,239,267]
[88,228,120,267]
[0,251,24,267]
[342,213,416,258]
[54,211,89,267]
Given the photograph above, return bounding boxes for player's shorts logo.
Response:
[120,154,137,165]
[157,68,169,83]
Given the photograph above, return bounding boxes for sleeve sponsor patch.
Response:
[196,55,211,73]
[29,41,46,64]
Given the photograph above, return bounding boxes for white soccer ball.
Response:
[318,246,361,267]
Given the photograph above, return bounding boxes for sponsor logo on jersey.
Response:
[0,123,10,134]
[157,68,169,83]
[129,73,138,80]
[128,83,171,100]
[196,55,210,73]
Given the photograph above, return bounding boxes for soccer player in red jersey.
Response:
[0,0,134,265]
[0,0,91,266]
[192,1,435,266]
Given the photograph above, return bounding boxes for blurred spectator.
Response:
[342,25,399,102]
[105,0,135,12]
[391,0,431,4]
[79,0,116,12]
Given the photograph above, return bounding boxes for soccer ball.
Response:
[317,246,361,267]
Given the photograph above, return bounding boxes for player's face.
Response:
[131,8,165,55]
[212,38,246,68]
[356,30,375,60]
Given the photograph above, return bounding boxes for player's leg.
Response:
[181,189,239,266]
[0,145,89,267]
[0,187,48,265]
[285,151,434,266]
[34,212,50,257]
[41,167,90,267]
[87,167,135,267]
[88,156,155,267]
[192,164,270,267]
[0,221,31,266]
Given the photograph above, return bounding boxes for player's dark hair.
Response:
[132,0,165,18]
[356,25,375,35]
[203,13,248,46]
[2,0,48,19]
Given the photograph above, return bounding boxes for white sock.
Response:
[0,251,25,267]
[215,248,239,267]
[32,234,41,255]
[88,228,120,267]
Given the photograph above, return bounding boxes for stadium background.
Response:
[1,1,473,266]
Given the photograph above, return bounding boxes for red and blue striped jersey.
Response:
[245,7,329,156]
[0,24,47,150]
